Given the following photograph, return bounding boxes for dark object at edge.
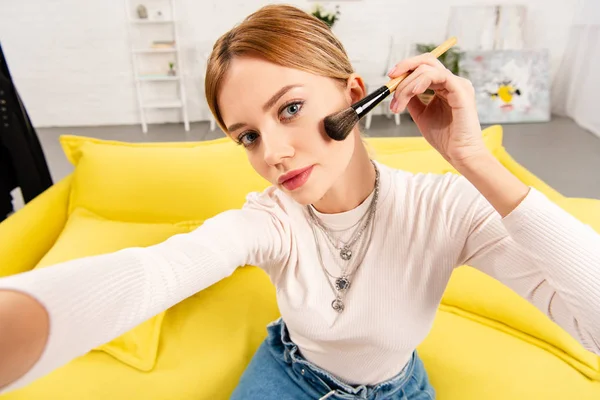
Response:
[0,42,53,222]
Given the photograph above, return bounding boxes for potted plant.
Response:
[167,62,176,76]
[414,43,462,104]
[311,4,340,28]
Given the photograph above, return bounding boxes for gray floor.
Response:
[11,115,600,211]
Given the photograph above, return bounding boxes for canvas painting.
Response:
[459,50,550,123]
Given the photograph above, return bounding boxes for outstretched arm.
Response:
[441,174,600,354]
[0,191,290,393]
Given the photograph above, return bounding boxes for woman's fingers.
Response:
[388,53,445,78]
[387,53,476,113]
[391,65,431,111]
[392,64,453,112]
[389,59,476,113]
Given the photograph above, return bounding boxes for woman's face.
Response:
[218,55,364,206]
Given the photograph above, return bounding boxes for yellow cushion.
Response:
[60,136,270,223]
[441,267,600,381]
[417,310,600,399]
[35,208,199,371]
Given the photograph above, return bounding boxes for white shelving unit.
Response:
[124,0,189,133]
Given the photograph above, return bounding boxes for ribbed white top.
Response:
[1,162,599,392]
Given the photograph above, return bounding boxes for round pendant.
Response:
[335,276,351,292]
[331,298,345,313]
[340,246,352,261]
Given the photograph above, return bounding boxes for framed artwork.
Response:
[459,50,551,124]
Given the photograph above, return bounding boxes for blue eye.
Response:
[237,131,259,148]
[280,101,303,121]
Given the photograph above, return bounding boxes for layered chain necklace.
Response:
[307,161,380,313]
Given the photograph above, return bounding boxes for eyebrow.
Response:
[226,84,302,133]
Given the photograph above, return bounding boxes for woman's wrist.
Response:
[453,151,530,218]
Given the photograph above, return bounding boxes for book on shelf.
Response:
[151,40,176,49]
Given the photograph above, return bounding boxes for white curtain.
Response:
[552,0,600,138]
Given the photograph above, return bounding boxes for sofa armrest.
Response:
[0,176,72,277]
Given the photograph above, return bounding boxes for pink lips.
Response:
[278,165,314,191]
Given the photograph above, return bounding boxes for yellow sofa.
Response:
[1,125,599,399]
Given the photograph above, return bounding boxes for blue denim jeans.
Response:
[231,318,435,399]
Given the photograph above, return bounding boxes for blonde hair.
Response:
[205,4,354,132]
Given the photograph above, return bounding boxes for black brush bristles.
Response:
[324,85,392,141]
[324,107,359,141]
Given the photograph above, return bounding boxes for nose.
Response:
[262,131,294,166]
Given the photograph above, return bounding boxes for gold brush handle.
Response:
[386,36,458,93]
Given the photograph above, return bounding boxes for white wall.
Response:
[0,0,579,128]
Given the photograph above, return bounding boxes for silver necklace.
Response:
[310,203,377,313]
[311,215,376,313]
[307,161,380,312]
[307,162,379,292]
[311,206,372,262]
[317,197,377,288]
[307,163,380,262]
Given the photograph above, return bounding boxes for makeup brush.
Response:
[324,37,458,141]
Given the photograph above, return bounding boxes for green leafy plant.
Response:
[167,62,176,76]
[311,4,340,28]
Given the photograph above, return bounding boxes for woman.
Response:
[1,5,599,399]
